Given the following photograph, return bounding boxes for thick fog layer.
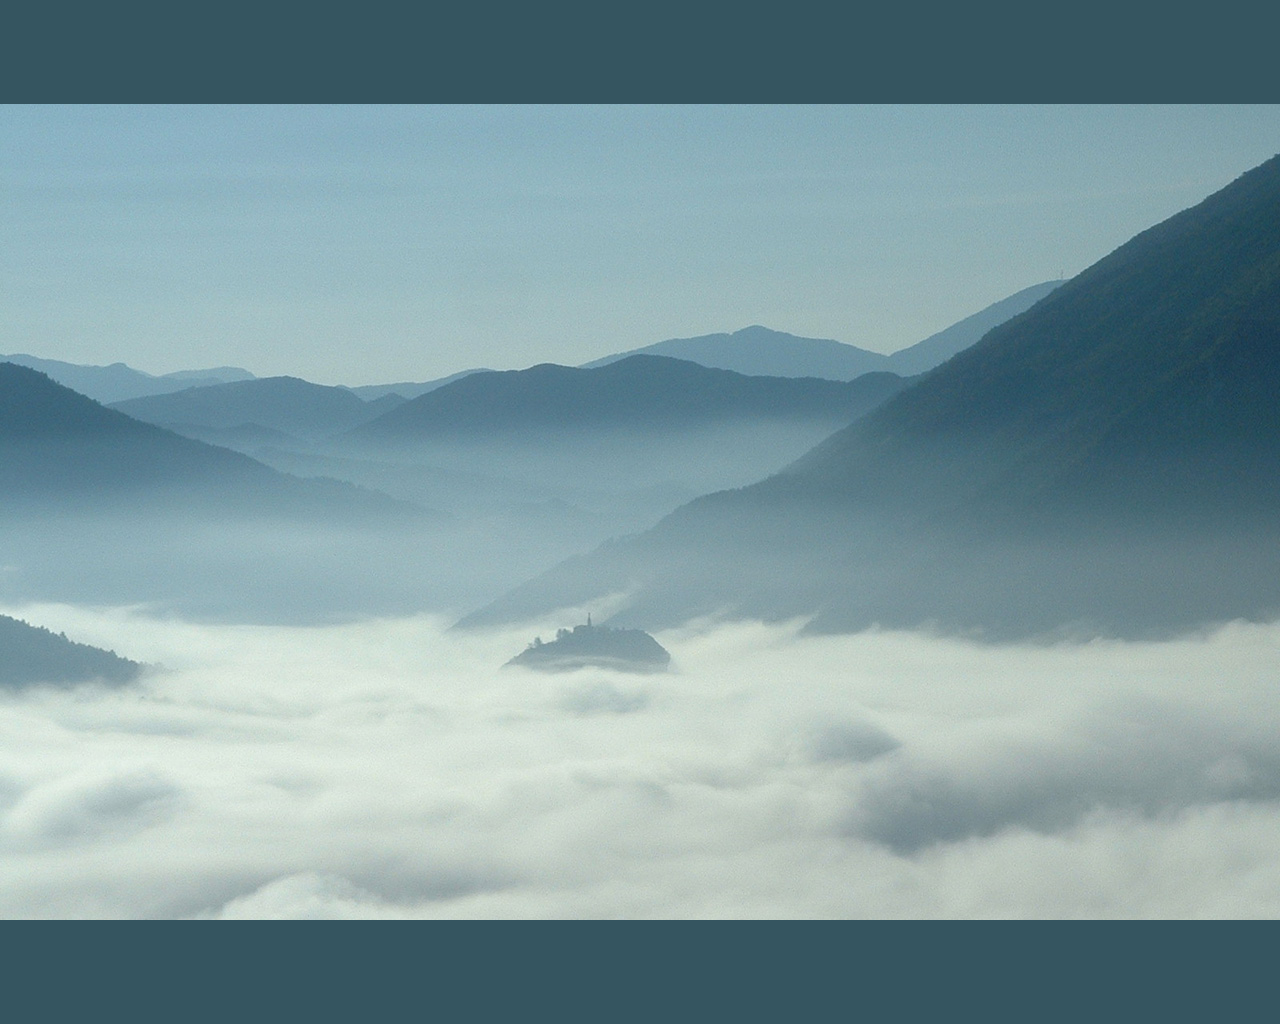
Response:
[2,603,1279,918]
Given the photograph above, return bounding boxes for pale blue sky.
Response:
[4,105,1279,385]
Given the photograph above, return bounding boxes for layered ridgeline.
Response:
[343,355,911,501]
[580,281,1062,380]
[0,363,416,519]
[107,358,909,518]
[0,354,254,404]
[95,282,1059,464]
[462,155,1280,639]
[110,376,407,447]
[0,614,142,689]
[351,355,908,438]
[0,364,439,624]
[344,368,491,402]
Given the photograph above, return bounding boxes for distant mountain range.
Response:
[0,362,443,624]
[15,279,1058,440]
[460,155,1280,639]
[9,277,1060,424]
[581,326,890,379]
[0,354,255,404]
[349,355,911,442]
[102,357,913,533]
[0,352,501,409]
[580,282,1062,380]
[335,356,915,540]
[344,368,492,401]
[12,152,1277,642]
[110,355,913,461]
[0,362,421,521]
[0,352,912,625]
[0,614,142,688]
[110,376,407,443]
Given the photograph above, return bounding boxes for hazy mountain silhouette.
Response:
[580,283,1061,381]
[345,368,493,401]
[881,280,1063,376]
[0,614,142,688]
[343,355,912,514]
[351,355,910,441]
[461,156,1280,639]
[0,354,254,404]
[280,356,914,620]
[582,326,890,380]
[0,362,421,520]
[154,421,307,452]
[0,363,449,624]
[110,376,406,442]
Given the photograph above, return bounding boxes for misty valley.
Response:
[3,155,1280,918]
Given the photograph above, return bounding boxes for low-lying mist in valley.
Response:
[0,414,881,627]
[8,113,1280,922]
[4,602,1280,918]
[0,508,636,626]
[251,419,870,557]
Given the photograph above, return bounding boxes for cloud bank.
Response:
[2,603,1279,918]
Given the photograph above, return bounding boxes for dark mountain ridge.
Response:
[581,326,890,380]
[0,363,449,625]
[110,376,406,442]
[461,155,1280,639]
[0,353,254,404]
[335,356,914,546]
[579,282,1062,381]
[0,613,142,688]
[351,355,910,442]
[786,154,1280,527]
[0,362,420,520]
[344,368,492,401]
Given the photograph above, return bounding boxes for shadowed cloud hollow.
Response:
[2,607,1279,918]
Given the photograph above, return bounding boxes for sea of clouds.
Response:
[2,601,1279,918]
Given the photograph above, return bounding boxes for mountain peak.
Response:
[462,154,1280,640]
[580,284,1066,382]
